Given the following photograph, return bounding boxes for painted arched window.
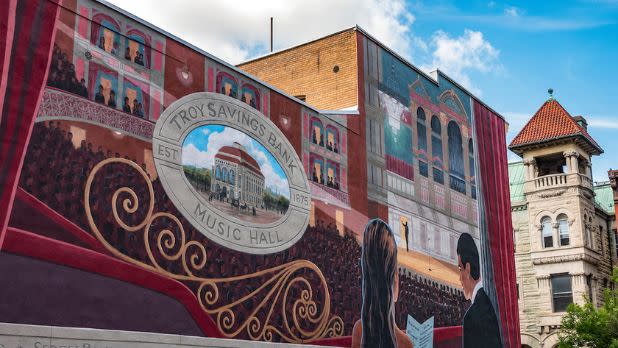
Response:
[222,167,228,183]
[431,115,444,184]
[229,170,235,185]
[325,125,340,153]
[310,117,324,146]
[125,29,151,68]
[417,107,428,177]
[216,72,238,98]
[557,214,569,246]
[240,83,260,110]
[542,216,553,248]
[216,166,221,179]
[448,121,466,194]
[90,14,120,56]
[469,139,476,199]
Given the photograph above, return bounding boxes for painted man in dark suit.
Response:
[457,233,502,347]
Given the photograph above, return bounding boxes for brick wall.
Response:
[238,30,358,110]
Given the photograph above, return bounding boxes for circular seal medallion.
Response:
[152,92,310,254]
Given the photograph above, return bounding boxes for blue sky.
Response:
[109,0,617,182]
[400,0,618,182]
[182,125,290,197]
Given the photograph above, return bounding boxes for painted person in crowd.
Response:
[108,90,117,108]
[94,85,105,104]
[456,233,502,347]
[352,219,413,348]
[122,97,131,113]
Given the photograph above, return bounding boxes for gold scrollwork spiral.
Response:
[84,158,344,343]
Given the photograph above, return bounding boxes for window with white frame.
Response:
[557,214,569,246]
[541,216,553,248]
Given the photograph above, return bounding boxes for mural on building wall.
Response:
[0,1,517,347]
[363,38,505,347]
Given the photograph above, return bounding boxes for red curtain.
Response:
[0,0,60,249]
[474,101,520,347]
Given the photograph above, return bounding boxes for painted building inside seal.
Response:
[212,142,265,208]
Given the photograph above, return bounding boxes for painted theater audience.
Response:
[47,44,88,98]
[45,45,146,118]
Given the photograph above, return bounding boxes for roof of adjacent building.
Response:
[215,143,264,178]
[508,161,526,203]
[593,182,615,216]
[508,99,603,156]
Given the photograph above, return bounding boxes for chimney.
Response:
[573,115,588,130]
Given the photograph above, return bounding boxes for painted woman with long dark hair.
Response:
[351,219,413,348]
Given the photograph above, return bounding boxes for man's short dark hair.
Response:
[457,233,480,280]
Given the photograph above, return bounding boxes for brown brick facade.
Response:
[238,30,358,110]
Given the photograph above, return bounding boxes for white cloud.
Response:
[504,6,520,17]
[422,29,501,95]
[587,116,618,129]
[182,127,290,197]
[105,0,416,64]
[182,143,211,168]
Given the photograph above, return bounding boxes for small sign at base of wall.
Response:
[153,92,310,254]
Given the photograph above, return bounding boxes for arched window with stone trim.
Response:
[222,167,228,183]
[417,107,428,177]
[468,139,476,199]
[542,216,553,248]
[229,170,235,185]
[448,121,466,194]
[557,214,569,246]
[431,115,444,184]
[216,165,221,180]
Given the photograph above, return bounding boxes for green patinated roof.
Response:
[508,161,526,203]
[594,182,615,216]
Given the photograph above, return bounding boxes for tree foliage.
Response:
[558,268,618,348]
[183,165,211,192]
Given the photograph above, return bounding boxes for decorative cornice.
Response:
[532,253,599,266]
[537,189,567,199]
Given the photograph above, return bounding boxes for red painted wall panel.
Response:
[474,100,520,347]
